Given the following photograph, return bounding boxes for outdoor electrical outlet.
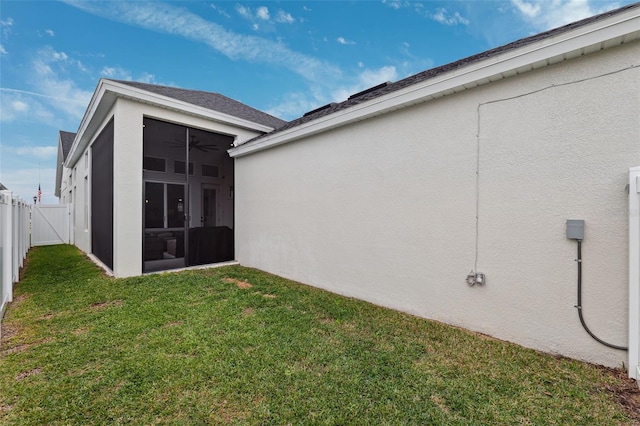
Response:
[466,272,485,286]
[466,272,475,286]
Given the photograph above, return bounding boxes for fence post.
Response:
[1,190,13,307]
[11,197,19,283]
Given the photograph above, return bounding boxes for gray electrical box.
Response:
[566,219,585,240]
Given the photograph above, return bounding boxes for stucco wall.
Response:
[234,41,640,367]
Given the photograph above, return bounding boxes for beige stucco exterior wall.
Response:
[234,41,640,367]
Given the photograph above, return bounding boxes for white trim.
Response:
[66,79,276,166]
[230,6,640,158]
[629,166,640,382]
[105,80,275,133]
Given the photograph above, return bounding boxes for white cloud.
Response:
[210,4,230,18]
[337,37,355,45]
[236,4,296,27]
[365,66,397,84]
[268,63,400,120]
[101,66,157,84]
[12,146,58,159]
[12,100,29,112]
[383,1,410,10]
[0,89,55,123]
[265,90,325,120]
[0,44,6,54]
[2,47,94,124]
[256,6,270,20]
[432,8,470,26]
[510,0,619,30]
[31,47,92,119]
[138,72,157,84]
[384,1,469,26]
[45,29,55,36]
[236,5,270,22]
[512,0,541,18]
[276,10,295,24]
[236,5,251,19]
[101,66,132,80]
[63,1,341,84]
[330,66,398,103]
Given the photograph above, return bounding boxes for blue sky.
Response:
[0,0,633,203]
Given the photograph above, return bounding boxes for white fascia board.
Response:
[66,79,274,166]
[103,80,275,133]
[230,8,640,158]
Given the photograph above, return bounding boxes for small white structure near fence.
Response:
[0,190,30,325]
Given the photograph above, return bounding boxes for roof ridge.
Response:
[110,79,222,95]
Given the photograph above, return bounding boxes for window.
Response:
[145,182,164,229]
[84,152,89,170]
[202,164,220,178]
[174,160,194,175]
[84,177,89,230]
[144,182,186,229]
[144,156,166,172]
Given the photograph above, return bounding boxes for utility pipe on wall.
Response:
[574,239,627,351]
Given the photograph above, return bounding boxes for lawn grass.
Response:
[0,245,637,425]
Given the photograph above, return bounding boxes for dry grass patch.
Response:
[15,368,42,381]
[222,277,252,289]
[208,400,250,424]
[1,338,53,356]
[0,324,20,341]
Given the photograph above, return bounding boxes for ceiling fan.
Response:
[165,135,219,152]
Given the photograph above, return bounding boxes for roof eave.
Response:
[229,7,640,158]
[66,79,276,167]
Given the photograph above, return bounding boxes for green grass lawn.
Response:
[1,245,637,425]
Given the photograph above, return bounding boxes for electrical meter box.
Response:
[566,219,585,240]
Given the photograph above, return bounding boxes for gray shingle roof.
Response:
[255,2,640,140]
[59,130,76,161]
[111,80,286,129]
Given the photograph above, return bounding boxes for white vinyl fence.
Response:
[1,190,30,325]
[31,204,71,246]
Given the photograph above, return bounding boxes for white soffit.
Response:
[66,79,275,166]
[230,7,640,158]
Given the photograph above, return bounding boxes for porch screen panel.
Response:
[91,118,114,270]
